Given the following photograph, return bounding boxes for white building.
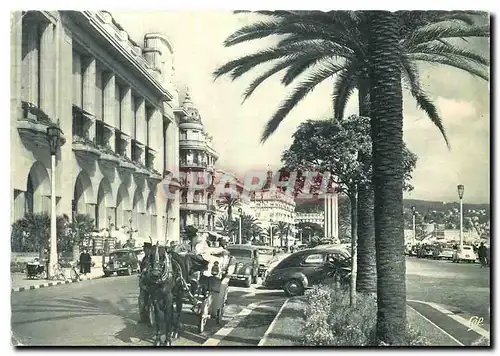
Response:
[178,90,219,237]
[295,212,324,226]
[11,11,181,249]
[251,172,296,246]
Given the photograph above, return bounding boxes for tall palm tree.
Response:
[367,10,406,345]
[274,221,291,249]
[213,10,488,293]
[217,195,240,239]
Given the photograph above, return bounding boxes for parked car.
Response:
[263,245,351,297]
[226,244,260,288]
[103,248,140,277]
[452,245,477,263]
[438,247,454,260]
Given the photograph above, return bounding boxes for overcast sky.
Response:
[113,11,490,204]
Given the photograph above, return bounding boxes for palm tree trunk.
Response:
[349,191,358,307]
[368,11,407,345]
[356,78,377,294]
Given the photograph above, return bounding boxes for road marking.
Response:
[408,300,490,339]
[407,304,464,346]
[202,299,275,346]
[258,298,289,346]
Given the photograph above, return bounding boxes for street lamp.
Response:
[457,184,465,248]
[269,218,274,247]
[411,206,416,246]
[46,123,64,279]
[238,207,243,244]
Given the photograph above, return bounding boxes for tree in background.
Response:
[282,116,417,304]
[217,194,240,241]
[11,213,95,256]
[296,221,323,245]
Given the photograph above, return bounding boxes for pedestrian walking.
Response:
[79,248,92,275]
[478,242,488,267]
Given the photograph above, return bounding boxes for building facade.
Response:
[178,90,219,236]
[251,172,296,246]
[10,11,181,249]
[295,212,324,227]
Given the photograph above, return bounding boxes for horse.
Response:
[140,243,184,346]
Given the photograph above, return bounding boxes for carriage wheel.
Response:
[198,297,211,333]
[216,306,224,325]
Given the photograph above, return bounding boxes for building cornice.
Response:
[66,11,174,102]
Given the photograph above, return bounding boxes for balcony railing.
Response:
[20,101,51,124]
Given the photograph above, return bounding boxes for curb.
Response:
[11,274,104,293]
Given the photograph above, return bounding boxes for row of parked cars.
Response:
[405,243,481,263]
[101,243,352,297]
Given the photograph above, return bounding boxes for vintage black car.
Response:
[263,245,351,296]
[103,248,140,277]
[226,244,260,288]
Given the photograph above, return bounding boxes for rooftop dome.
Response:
[180,88,203,125]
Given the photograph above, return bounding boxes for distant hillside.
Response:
[295,197,490,216]
[403,199,490,215]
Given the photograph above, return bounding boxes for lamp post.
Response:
[269,218,274,247]
[107,216,114,252]
[458,184,465,248]
[46,123,64,279]
[411,206,416,246]
[238,207,242,244]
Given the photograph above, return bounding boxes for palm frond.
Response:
[223,15,358,48]
[281,55,336,86]
[241,58,296,102]
[404,23,490,47]
[332,63,359,119]
[409,43,489,66]
[401,55,450,148]
[408,53,489,80]
[261,61,346,143]
[213,41,353,81]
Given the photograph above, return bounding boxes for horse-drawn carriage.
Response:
[138,243,235,345]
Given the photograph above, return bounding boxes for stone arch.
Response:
[116,183,131,229]
[26,161,51,214]
[147,191,157,239]
[73,170,95,216]
[132,188,145,238]
[96,178,113,230]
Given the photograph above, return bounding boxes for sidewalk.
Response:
[11,267,104,293]
[259,297,488,346]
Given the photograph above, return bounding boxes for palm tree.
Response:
[274,221,291,250]
[216,215,237,237]
[213,10,488,294]
[240,214,263,243]
[217,195,240,240]
[367,10,406,345]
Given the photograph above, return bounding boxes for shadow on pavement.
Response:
[11,292,210,346]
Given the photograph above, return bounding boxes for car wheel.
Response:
[283,279,304,297]
[244,276,251,288]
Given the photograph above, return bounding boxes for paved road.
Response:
[11,258,490,346]
[406,257,490,323]
[11,275,288,346]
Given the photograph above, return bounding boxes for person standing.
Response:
[478,242,488,268]
[79,248,92,275]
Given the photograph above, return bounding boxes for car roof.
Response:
[256,246,275,250]
[111,249,133,253]
[286,244,350,257]
[227,244,258,251]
